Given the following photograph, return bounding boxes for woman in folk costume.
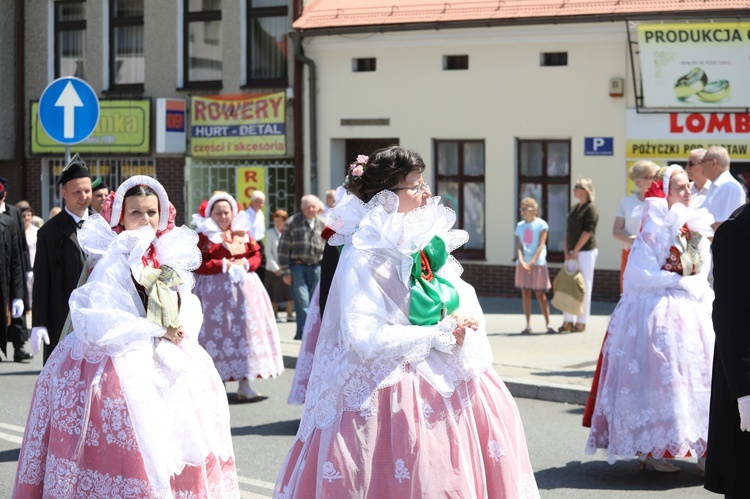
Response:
[584,165,714,473]
[192,191,283,401]
[275,146,539,498]
[12,176,238,498]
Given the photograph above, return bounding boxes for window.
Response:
[443,55,468,70]
[109,0,144,91]
[55,0,86,79]
[435,140,485,259]
[246,0,288,87]
[352,58,376,72]
[517,139,571,260]
[541,52,567,66]
[184,0,223,88]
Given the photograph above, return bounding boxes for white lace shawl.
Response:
[297,191,494,442]
[68,216,232,496]
[623,199,714,298]
[191,209,252,244]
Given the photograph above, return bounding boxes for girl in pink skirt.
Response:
[13,176,238,498]
[192,192,283,401]
[514,197,553,335]
[274,147,539,498]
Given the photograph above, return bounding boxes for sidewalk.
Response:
[277,297,617,406]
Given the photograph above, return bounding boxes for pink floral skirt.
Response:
[194,272,284,381]
[276,366,539,498]
[12,336,239,498]
[515,265,551,291]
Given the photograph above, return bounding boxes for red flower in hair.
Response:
[198,199,209,217]
[644,179,666,199]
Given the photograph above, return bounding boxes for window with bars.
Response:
[434,140,485,259]
[109,0,144,91]
[55,0,86,79]
[246,0,288,87]
[183,0,223,88]
[517,139,571,261]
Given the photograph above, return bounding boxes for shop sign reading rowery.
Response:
[637,23,750,108]
[626,109,750,160]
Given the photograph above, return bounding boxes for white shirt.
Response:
[703,170,746,223]
[65,206,89,227]
[244,207,266,241]
[690,180,711,209]
[615,194,646,249]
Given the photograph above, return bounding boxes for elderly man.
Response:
[277,194,325,340]
[685,148,711,208]
[245,190,267,281]
[701,145,746,230]
[31,155,91,363]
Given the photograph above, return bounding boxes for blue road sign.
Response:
[38,77,100,145]
[584,137,614,156]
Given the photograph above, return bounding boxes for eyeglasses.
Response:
[686,161,701,167]
[519,207,535,212]
[390,182,430,195]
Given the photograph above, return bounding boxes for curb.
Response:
[282,354,589,406]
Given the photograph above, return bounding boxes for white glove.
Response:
[739,395,750,432]
[11,299,24,318]
[30,327,50,355]
[228,263,247,284]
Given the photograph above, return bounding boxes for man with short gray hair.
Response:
[278,195,325,340]
[700,145,746,230]
[686,148,711,208]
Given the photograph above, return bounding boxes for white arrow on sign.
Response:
[54,82,84,139]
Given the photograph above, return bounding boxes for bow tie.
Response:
[76,220,85,229]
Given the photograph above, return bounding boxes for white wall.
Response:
[300,22,631,271]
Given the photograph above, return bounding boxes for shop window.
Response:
[55,0,87,79]
[435,140,485,259]
[541,52,567,66]
[246,0,288,87]
[517,139,570,261]
[443,55,468,70]
[352,58,376,72]
[183,0,223,88]
[109,0,144,91]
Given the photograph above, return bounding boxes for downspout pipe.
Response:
[291,30,317,196]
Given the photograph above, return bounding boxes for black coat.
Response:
[32,210,86,363]
[0,216,24,357]
[705,202,750,496]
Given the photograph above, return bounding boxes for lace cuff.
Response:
[432,316,457,353]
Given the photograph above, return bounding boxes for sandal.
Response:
[546,326,559,334]
[558,322,573,333]
[571,323,586,333]
[521,326,532,335]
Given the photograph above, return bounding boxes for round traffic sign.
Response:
[38,77,100,145]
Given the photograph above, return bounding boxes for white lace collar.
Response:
[79,214,201,291]
[327,190,469,286]
[641,198,714,239]
[191,210,252,244]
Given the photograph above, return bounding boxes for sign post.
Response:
[38,77,100,162]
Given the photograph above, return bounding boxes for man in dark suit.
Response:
[705,202,750,497]
[31,155,91,363]
[0,215,25,362]
[0,177,32,361]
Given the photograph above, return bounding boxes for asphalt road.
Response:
[0,358,713,498]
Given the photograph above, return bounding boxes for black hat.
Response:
[57,153,90,186]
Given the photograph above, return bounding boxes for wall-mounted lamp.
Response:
[609,77,624,97]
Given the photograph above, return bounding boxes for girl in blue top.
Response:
[515,197,553,334]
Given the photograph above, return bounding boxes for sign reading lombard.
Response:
[31,99,150,154]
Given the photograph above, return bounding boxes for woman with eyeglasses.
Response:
[612,160,659,294]
[558,177,599,333]
[274,146,539,498]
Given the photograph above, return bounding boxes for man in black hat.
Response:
[31,154,92,363]
[0,177,33,361]
[90,177,109,214]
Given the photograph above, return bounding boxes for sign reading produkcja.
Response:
[637,23,750,108]
[190,92,286,157]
